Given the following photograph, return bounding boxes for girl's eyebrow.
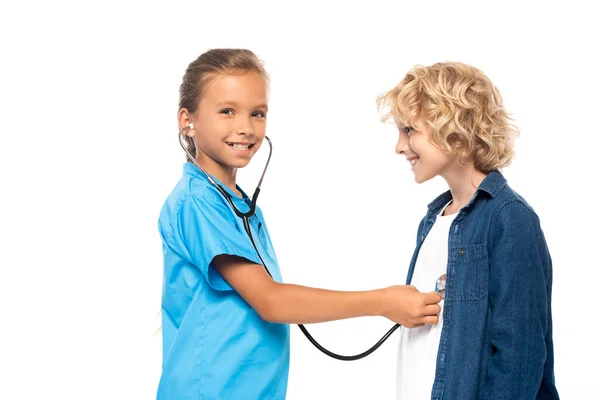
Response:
[216,101,269,111]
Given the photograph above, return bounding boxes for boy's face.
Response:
[395,116,454,184]
[187,71,269,170]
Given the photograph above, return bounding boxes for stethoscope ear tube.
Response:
[179,128,401,360]
[178,129,263,219]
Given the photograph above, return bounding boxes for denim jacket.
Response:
[406,171,559,399]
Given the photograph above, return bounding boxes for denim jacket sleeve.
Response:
[483,200,551,399]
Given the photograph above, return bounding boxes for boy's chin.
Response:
[414,173,433,184]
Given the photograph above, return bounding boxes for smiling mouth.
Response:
[409,157,419,166]
[227,142,254,150]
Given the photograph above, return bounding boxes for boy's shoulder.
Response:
[494,181,539,218]
[473,170,539,218]
[484,182,547,240]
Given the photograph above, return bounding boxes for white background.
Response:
[1,1,598,399]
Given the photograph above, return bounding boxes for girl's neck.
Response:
[195,154,241,196]
[441,163,487,214]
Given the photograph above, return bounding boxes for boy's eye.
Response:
[403,126,414,135]
[220,109,234,115]
[253,111,266,118]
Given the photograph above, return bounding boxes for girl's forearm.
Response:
[261,283,386,324]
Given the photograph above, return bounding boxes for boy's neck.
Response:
[441,163,487,214]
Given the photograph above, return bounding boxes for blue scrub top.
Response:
[157,162,290,399]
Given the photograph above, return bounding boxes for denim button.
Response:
[459,248,466,255]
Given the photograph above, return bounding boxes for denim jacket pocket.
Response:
[447,243,489,301]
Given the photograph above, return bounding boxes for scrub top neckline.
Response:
[184,162,252,205]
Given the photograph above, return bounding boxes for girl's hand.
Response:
[380,285,442,328]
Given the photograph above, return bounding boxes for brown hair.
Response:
[179,49,269,161]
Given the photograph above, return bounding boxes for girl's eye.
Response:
[253,111,266,118]
[404,126,414,135]
[220,109,234,115]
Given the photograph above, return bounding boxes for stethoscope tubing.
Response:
[178,129,400,360]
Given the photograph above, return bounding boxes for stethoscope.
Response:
[178,126,445,361]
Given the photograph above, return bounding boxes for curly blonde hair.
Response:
[377,62,519,172]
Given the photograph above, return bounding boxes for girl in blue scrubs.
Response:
[157,49,442,399]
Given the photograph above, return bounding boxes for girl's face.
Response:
[186,71,268,171]
[395,116,454,184]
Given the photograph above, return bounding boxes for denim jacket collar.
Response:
[426,170,507,214]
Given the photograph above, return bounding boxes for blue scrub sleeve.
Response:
[176,192,264,291]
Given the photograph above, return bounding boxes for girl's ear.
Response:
[178,108,195,137]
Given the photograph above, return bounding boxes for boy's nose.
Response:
[396,135,409,155]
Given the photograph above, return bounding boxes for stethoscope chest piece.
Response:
[435,274,447,299]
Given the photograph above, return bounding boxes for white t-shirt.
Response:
[396,206,457,400]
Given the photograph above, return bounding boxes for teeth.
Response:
[231,144,250,150]
[411,159,417,165]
